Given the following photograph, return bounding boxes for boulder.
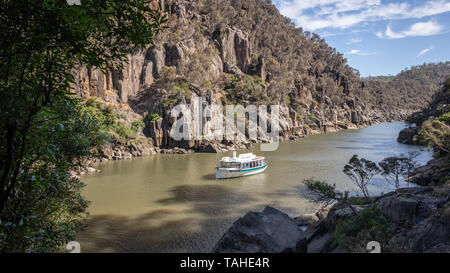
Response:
[397,127,419,144]
[377,193,431,226]
[213,206,307,253]
[294,213,319,227]
[307,232,337,253]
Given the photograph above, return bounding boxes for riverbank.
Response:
[76,117,394,177]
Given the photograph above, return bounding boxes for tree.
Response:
[0,0,166,252]
[379,156,414,189]
[304,179,360,216]
[343,155,381,198]
[405,151,419,176]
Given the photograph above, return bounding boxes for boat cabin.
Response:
[216,151,268,179]
[219,152,266,170]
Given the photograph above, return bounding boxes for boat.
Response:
[215,151,267,179]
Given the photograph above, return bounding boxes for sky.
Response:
[272,0,450,77]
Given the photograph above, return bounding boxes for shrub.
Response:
[334,205,388,250]
[414,119,450,154]
[172,81,192,98]
[131,120,145,132]
[113,122,134,140]
[438,112,450,126]
[148,112,161,122]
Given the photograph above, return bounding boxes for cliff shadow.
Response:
[77,184,259,253]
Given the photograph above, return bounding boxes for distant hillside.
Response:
[363,62,450,119]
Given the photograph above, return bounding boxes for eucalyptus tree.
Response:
[343,155,381,199]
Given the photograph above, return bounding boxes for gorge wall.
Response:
[71,0,449,160]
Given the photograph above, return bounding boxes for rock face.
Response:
[213,206,307,253]
[410,157,450,186]
[216,27,251,74]
[402,207,449,252]
[376,188,433,226]
[397,126,418,144]
[100,138,157,161]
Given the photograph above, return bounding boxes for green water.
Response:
[77,122,431,252]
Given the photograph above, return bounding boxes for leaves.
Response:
[0,0,166,252]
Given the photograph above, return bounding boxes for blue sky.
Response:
[273,0,450,77]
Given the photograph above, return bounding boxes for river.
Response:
[76,122,432,252]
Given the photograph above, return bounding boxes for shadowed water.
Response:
[76,122,432,253]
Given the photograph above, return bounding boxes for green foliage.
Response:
[131,120,146,133]
[0,0,166,252]
[439,176,450,185]
[224,74,265,104]
[0,96,104,252]
[414,119,450,155]
[304,179,341,206]
[172,81,192,98]
[162,98,179,108]
[148,112,161,122]
[84,98,116,127]
[334,205,388,250]
[438,112,450,126]
[112,122,134,141]
[364,62,450,114]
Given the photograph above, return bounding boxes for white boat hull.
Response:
[215,165,267,179]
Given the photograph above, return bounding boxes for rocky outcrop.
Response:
[215,27,251,74]
[296,185,450,253]
[100,138,157,161]
[397,126,419,144]
[376,187,433,226]
[409,157,450,186]
[390,206,449,252]
[213,206,307,253]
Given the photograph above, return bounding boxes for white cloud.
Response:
[348,49,361,55]
[346,38,362,44]
[416,46,434,57]
[378,20,444,39]
[276,0,450,31]
[347,49,376,56]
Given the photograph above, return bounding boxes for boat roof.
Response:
[220,153,265,163]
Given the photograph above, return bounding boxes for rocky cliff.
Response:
[72,0,438,160]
